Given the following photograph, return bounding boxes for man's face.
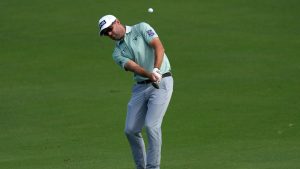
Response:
[102,20,124,40]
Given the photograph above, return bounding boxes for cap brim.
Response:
[99,30,104,36]
[99,28,108,36]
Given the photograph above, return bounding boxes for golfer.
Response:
[98,14,173,169]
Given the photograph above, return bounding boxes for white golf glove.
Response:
[152,68,162,83]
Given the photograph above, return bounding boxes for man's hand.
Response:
[152,68,162,83]
[151,68,162,89]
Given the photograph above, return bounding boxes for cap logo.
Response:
[99,20,106,29]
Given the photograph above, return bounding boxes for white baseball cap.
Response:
[98,14,116,36]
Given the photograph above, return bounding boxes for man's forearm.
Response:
[154,47,164,69]
[151,38,165,69]
[124,60,152,78]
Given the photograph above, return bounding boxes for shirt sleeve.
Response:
[112,48,130,70]
[139,22,159,44]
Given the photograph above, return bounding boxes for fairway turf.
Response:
[1,0,300,168]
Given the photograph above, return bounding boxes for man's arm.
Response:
[124,60,158,82]
[150,37,165,69]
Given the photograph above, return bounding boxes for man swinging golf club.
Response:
[98,14,173,169]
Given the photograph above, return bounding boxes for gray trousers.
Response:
[125,76,173,169]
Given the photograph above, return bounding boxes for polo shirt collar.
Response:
[125,26,132,34]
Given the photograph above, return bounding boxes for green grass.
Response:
[1,0,300,168]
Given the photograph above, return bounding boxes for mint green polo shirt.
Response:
[112,22,171,82]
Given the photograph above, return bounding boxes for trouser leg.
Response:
[125,85,147,169]
[145,77,173,169]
